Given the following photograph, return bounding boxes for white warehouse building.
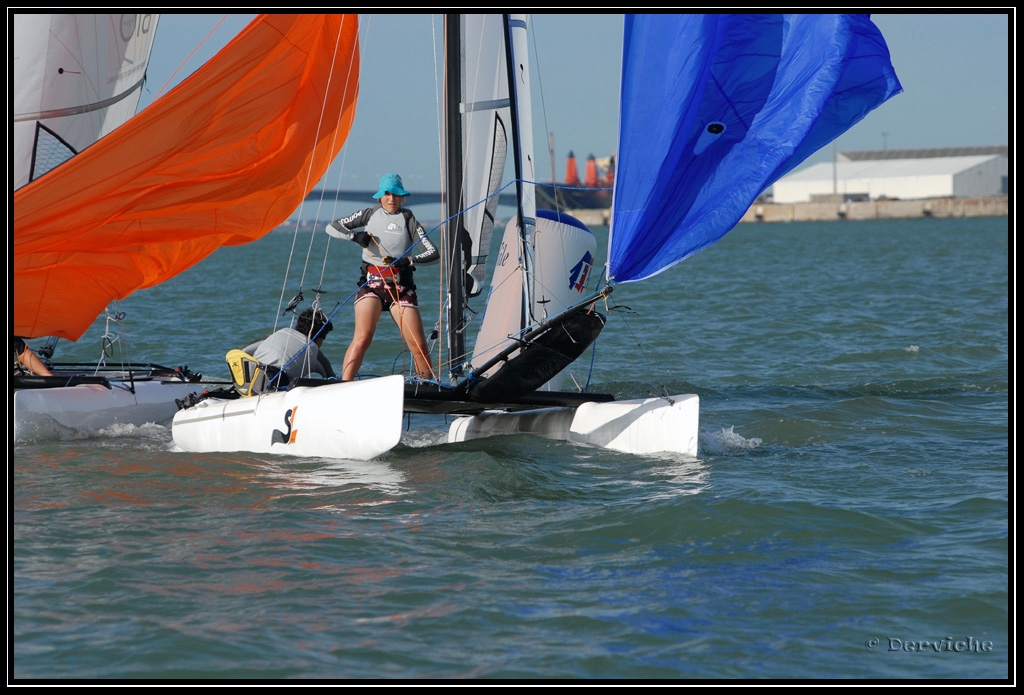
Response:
[771,146,1008,204]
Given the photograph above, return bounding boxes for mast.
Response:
[444,14,467,380]
[503,13,536,327]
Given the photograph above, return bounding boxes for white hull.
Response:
[171,376,404,461]
[14,379,206,442]
[448,393,700,457]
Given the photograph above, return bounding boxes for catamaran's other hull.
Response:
[171,376,404,461]
[13,379,209,442]
[448,393,700,457]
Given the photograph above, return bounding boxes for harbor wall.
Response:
[566,196,1008,227]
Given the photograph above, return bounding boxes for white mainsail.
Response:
[12,13,159,190]
[465,15,598,391]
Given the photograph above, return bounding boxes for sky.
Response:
[139,12,1011,202]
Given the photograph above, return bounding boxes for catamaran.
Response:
[12,14,359,441]
[170,13,901,461]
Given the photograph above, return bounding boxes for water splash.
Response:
[699,426,762,456]
[400,425,450,448]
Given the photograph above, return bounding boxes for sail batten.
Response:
[608,14,903,284]
[14,14,361,341]
[14,72,149,123]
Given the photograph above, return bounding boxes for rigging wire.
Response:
[151,15,229,103]
[252,14,605,390]
[526,15,563,213]
[308,15,361,305]
[606,296,673,401]
[259,15,359,382]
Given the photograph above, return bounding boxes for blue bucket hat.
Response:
[372,173,410,199]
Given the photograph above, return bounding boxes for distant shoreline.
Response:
[555,196,1008,227]
[282,195,1007,232]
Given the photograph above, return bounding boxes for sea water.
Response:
[12,216,1008,680]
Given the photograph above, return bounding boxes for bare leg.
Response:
[342,297,382,381]
[389,303,436,380]
[19,347,52,376]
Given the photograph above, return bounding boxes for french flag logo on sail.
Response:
[568,251,594,293]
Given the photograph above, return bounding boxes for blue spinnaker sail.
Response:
[607,14,902,283]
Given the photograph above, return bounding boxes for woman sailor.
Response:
[325,173,439,382]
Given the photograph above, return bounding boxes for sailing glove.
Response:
[325,222,371,248]
[381,256,411,268]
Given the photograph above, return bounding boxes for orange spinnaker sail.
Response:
[14,14,360,341]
